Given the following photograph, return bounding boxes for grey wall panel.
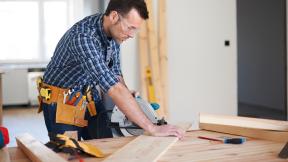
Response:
[238,0,286,111]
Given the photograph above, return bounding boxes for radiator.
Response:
[2,69,29,105]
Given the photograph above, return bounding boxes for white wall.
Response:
[121,38,140,91]
[167,0,237,127]
[83,0,100,16]
[121,0,237,128]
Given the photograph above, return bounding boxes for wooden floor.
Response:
[3,106,49,147]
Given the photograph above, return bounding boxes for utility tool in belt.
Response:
[85,85,97,116]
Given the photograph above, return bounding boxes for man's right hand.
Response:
[147,124,185,140]
[108,83,185,139]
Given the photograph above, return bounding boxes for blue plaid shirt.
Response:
[43,14,122,102]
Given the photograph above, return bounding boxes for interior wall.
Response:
[167,0,237,127]
[121,38,140,91]
[120,0,237,128]
[83,0,100,16]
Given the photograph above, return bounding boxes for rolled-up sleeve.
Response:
[69,33,119,92]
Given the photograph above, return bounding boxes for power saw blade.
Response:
[110,97,166,136]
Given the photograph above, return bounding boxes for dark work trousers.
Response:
[87,101,113,139]
[42,100,112,141]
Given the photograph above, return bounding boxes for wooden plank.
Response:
[145,0,165,118]
[102,123,191,162]
[0,147,11,162]
[158,0,169,118]
[103,135,178,162]
[16,133,67,162]
[200,113,288,131]
[138,21,149,100]
[200,122,288,142]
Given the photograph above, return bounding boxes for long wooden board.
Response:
[158,0,169,118]
[200,123,288,142]
[145,0,165,118]
[102,123,191,162]
[138,21,149,100]
[199,113,288,142]
[200,113,288,131]
[16,133,67,162]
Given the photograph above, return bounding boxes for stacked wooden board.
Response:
[199,113,288,142]
[138,0,169,118]
[15,133,66,162]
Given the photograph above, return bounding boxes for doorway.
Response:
[237,0,287,120]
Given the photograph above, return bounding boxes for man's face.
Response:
[110,8,143,44]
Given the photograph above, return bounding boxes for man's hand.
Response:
[148,124,185,140]
[108,82,185,139]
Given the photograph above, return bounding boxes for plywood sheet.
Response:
[200,113,288,131]
[200,122,288,142]
[16,133,67,162]
[102,123,191,162]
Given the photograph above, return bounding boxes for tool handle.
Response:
[223,138,246,144]
[198,136,246,144]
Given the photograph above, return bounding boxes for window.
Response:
[0,0,83,62]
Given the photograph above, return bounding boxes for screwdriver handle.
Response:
[223,138,246,144]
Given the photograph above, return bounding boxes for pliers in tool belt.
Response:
[66,91,83,106]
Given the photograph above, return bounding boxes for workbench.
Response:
[7,130,287,162]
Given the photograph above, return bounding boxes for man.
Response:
[40,0,184,140]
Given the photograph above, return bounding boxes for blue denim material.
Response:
[42,100,112,140]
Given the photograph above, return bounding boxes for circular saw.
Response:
[109,97,167,137]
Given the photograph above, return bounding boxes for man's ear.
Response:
[109,11,119,25]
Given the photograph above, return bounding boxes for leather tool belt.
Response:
[36,77,97,127]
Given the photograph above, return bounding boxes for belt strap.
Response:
[40,83,68,104]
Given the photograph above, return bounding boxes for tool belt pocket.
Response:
[56,92,87,127]
[87,101,97,116]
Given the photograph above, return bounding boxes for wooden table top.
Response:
[8,130,287,162]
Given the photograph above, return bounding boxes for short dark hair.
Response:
[104,0,149,20]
